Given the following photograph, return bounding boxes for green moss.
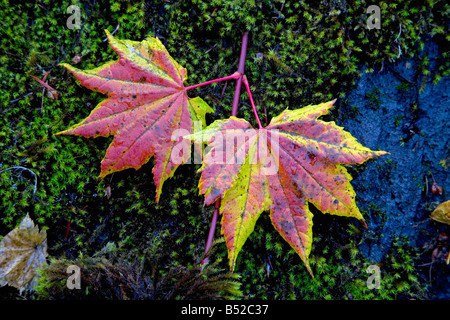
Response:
[162,0,448,125]
[346,237,428,300]
[394,115,406,127]
[365,87,382,110]
[396,82,412,92]
[367,203,389,228]
[236,214,427,300]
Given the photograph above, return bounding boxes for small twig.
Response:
[394,23,402,42]
[430,170,436,184]
[412,218,430,228]
[424,174,428,196]
[205,43,217,54]
[394,23,402,58]
[204,8,218,23]
[41,86,46,113]
[29,74,57,92]
[418,262,433,267]
[242,75,263,129]
[8,92,33,104]
[103,24,120,42]
[0,166,38,195]
[263,104,268,126]
[429,262,433,284]
[5,52,21,59]
[64,220,71,239]
[220,81,227,97]
[387,65,415,85]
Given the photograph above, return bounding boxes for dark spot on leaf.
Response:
[307,152,317,166]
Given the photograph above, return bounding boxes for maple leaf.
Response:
[57,30,213,201]
[189,100,387,275]
[0,214,48,293]
[430,200,450,225]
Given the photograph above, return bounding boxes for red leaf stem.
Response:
[184,72,240,91]
[242,75,263,129]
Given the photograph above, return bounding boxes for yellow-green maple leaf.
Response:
[189,100,387,275]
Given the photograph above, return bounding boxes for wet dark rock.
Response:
[337,40,449,298]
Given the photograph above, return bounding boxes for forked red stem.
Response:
[201,32,249,270]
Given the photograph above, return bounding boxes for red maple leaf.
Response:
[57,30,213,201]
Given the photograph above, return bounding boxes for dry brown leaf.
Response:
[430,200,450,225]
[0,214,48,293]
